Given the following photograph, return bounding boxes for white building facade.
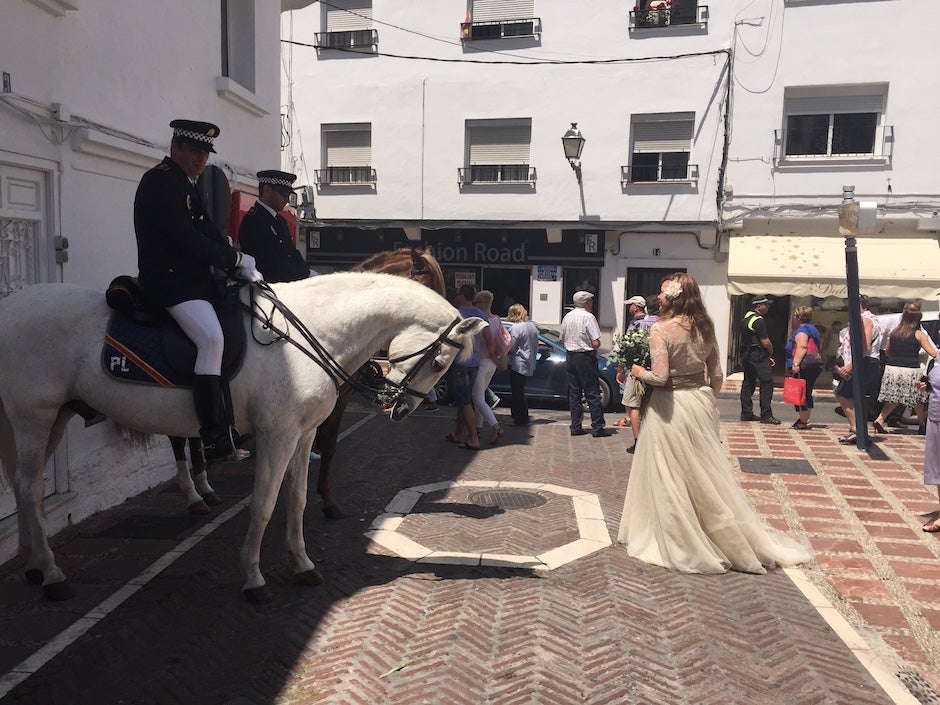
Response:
[0,0,310,562]
[283,0,940,374]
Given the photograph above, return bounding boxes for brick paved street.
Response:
[0,391,938,704]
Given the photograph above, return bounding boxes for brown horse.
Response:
[316,247,445,518]
[170,247,446,517]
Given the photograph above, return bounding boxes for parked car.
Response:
[434,323,620,410]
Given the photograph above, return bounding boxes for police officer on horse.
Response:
[134,119,262,463]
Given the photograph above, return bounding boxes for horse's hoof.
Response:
[201,491,221,507]
[242,585,274,604]
[24,568,43,585]
[187,500,211,515]
[322,505,345,520]
[294,569,324,587]
[42,581,75,601]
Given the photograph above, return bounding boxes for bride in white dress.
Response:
[617,273,812,574]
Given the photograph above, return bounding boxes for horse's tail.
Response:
[0,392,13,492]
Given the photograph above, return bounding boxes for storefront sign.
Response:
[537,265,559,282]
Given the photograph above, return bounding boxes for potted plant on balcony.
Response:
[645,0,672,26]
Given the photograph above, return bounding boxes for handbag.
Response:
[802,335,823,368]
[782,375,807,406]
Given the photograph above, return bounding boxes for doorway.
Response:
[440,266,531,317]
[0,161,56,520]
[625,266,686,333]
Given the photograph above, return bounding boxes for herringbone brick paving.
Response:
[0,398,937,704]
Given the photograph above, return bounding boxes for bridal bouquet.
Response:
[607,329,652,369]
[607,329,652,403]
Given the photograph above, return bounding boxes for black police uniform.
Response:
[134,157,239,308]
[237,203,309,283]
[740,307,775,420]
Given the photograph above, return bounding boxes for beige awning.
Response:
[727,233,940,299]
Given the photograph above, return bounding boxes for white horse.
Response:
[0,272,486,603]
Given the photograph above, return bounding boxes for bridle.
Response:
[244,282,463,409]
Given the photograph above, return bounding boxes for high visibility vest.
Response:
[743,310,762,331]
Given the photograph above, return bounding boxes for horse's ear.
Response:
[410,248,421,265]
[455,317,489,338]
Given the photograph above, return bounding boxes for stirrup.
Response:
[200,427,236,463]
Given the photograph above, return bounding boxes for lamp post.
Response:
[838,186,878,453]
[561,123,585,184]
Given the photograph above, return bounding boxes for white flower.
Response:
[662,279,682,300]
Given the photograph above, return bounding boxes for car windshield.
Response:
[537,326,562,345]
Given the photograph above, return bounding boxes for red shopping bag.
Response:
[782,375,806,406]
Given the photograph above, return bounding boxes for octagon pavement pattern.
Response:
[0,400,937,704]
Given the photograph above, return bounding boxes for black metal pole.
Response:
[842,186,869,452]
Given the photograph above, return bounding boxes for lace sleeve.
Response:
[636,326,670,387]
[706,336,724,397]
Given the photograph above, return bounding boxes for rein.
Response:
[242,282,463,408]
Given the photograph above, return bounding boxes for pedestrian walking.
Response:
[506,303,539,426]
[559,291,608,437]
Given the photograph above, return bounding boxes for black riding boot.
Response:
[193,375,235,464]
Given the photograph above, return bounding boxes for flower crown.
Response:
[662,279,682,300]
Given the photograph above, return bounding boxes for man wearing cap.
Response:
[617,294,660,450]
[740,295,781,424]
[238,170,312,283]
[134,119,262,463]
[625,295,647,332]
[559,291,609,437]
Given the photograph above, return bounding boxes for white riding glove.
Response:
[237,252,256,270]
[236,265,264,283]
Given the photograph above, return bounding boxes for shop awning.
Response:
[727,233,940,299]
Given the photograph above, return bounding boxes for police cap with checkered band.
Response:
[170,119,220,153]
[256,170,298,195]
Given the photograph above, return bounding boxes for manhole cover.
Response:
[738,457,817,476]
[468,490,547,509]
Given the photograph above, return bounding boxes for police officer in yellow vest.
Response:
[740,295,781,424]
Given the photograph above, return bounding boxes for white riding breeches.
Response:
[167,299,224,376]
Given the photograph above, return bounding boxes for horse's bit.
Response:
[243,283,463,409]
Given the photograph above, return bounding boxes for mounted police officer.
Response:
[237,170,312,283]
[740,295,781,424]
[134,119,262,463]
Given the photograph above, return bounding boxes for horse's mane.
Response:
[350,247,446,298]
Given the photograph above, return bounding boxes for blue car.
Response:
[435,324,620,410]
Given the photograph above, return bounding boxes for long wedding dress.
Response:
[617,317,812,574]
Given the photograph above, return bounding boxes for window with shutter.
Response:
[626,113,695,183]
[465,0,538,40]
[319,0,376,50]
[318,124,375,185]
[461,119,534,184]
[779,85,889,161]
[778,85,887,158]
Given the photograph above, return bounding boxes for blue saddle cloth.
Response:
[101,300,247,388]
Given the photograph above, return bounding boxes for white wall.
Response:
[0,0,285,562]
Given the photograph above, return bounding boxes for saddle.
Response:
[101,276,247,388]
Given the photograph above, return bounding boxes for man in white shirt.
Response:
[559,291,608,437]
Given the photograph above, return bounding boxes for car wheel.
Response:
[581,377,613,411]
[597,377,612,410]
[434,376,453,406]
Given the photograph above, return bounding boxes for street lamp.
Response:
[561,123,585,184]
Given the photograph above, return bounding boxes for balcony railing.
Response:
[621,163,698,184]
[773,125,893,164]
[458,165,536,185]
[629,4,707,28]
[315,29,378,50]
[315,166,376,186]
[460,17,541,40]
